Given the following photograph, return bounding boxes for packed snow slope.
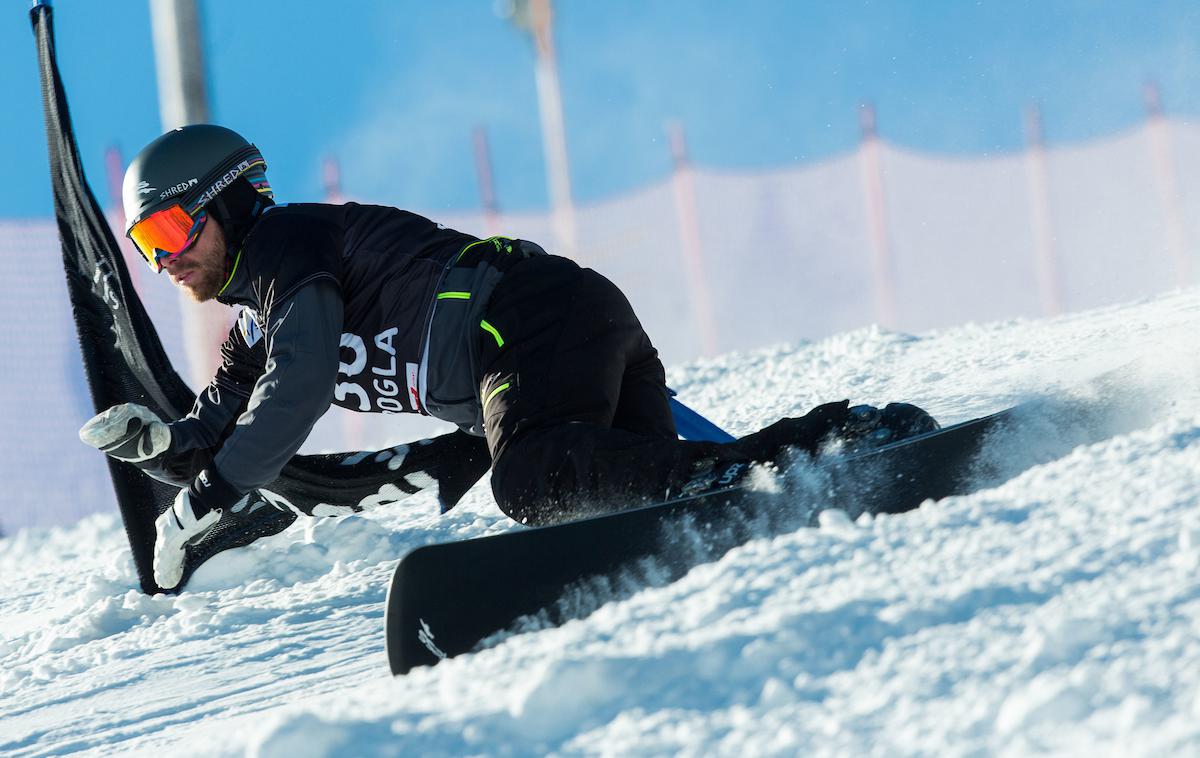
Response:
[2,289,1200,757]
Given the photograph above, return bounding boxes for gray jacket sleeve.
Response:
[169,329,260,456]
[139,315,263,486]
[187,280,344,511]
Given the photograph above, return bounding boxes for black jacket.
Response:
[166,202,537,513]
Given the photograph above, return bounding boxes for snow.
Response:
[2,288,1199,756]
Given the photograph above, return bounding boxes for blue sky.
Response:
[6,1,1200,218]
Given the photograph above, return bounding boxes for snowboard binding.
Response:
[731,400,941,467]
[836,402,941,452]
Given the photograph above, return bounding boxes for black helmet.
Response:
[122,124,273,237]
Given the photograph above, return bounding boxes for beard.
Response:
[175,252,227,303]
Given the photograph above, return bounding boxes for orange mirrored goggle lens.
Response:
[128,205,207,272]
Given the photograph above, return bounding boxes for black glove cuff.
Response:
[187,467,243,515]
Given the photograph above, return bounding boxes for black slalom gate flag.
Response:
[29,3,490,594]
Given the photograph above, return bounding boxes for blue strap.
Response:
[668,394,736,443]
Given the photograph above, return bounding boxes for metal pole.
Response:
[149,0,210,129]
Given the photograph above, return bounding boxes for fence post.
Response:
[666,120,719,357]
[857,102,898,328]
[1144,81,1193,286]
[104,144,144,296]
[473,126,502,238]
[103,145,126,231]
[1023,103,1063,316]
[322,155,344,204]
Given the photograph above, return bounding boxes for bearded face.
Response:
[162,217,228,303]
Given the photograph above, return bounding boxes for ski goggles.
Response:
[128,204,208,273]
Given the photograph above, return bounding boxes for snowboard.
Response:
[385,405,1021,674]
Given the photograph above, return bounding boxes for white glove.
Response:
[79,403,171,463]
[153,489,221,591]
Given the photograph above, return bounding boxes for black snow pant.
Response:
[477,255,732,525]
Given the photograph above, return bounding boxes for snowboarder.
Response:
[79,125,936,590]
